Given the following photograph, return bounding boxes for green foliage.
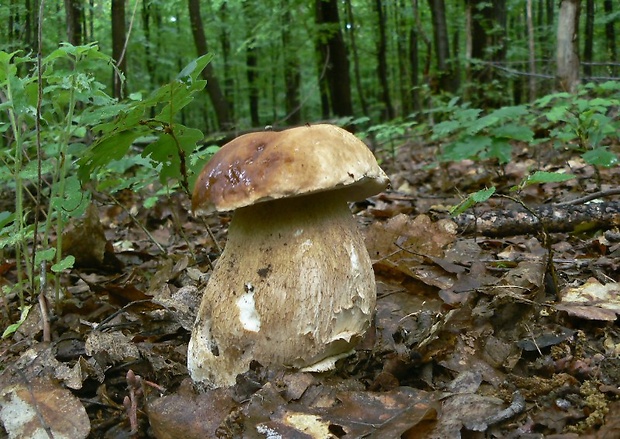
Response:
[433,82,619,168]
[450,187,496,216]
[78,53,213,193]
[432,99,533,164]
[1,42,215,315]
[534,82,620,168]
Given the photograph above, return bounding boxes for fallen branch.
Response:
[453,200,620,237]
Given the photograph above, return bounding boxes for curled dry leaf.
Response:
[556,278,620,321]
[0,376,90,439]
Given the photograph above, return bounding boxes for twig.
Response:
[555,188,620,206]
[108,193,166,254]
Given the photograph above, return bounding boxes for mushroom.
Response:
[189,124,389,387]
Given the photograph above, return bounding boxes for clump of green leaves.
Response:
[535,81,620,168]
[431,81,619,168]
[78,54,216,195]
[0,43,216,336]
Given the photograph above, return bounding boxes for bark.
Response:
[282,4,301,125]
[111,0,126,99]
[187,0,233,130]
[556,0,580,93]
[344,0,368,116]
[375,0,394,120]
[141,0,155,91]
[526,0,536,101]
[243,2,260,127]
[466,0,507,106]
[583,0,594,78]
[218,2,235,119]
[427,0,456,93]
[603,0,616,76]
[454,201,620,237]
[65,0,83,45]
[315,0,354,118]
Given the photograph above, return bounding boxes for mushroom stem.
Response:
[188,191,376,387]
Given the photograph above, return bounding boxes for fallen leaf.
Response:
[0,376,90,439]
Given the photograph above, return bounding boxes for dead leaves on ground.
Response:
[1,148,620,437]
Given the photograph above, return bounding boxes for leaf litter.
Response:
[1,140,619,438]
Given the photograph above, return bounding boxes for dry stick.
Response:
[496,194,559,296]
[35,0,50,341]
[107,193,167,254]
[554,188,620,206]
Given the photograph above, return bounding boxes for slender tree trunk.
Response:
[466,0,507,106]
[603,0,617,76]
[526,0,536,101]
[396,0,411,116]
[282,4,301,125]
[141,1,155,87]
[556,0,580,92]
[344,0,368,117]
[375,0,394,120]
[409,26,420,113]
[218,2,235,120]
[187,0,232,130]
[111,0,127,99]
[65,0,83,45]
[427,0,456,94]
[583,0,594,79]
[242,2,260,127]
[315,0,354,118]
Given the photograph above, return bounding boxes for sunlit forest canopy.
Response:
[2,0,618,131]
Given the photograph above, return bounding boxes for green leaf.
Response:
[482,139,512,164]
[450,187,496,216]
[35,247,57,265]
[78,130,145,182]
[490,123,534,142]
[582,148,619,167]
[177,53,213,82]
[2,305,32,339]
[441,136,491,161]
[524,171,575,186]
[51,255,75,273]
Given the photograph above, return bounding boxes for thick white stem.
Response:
[188,192,376,387]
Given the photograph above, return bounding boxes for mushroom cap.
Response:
[192,124,389,213]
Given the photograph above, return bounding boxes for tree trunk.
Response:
[375,0,394,120]
[187,0,233,130]
[282,4,301,125]
[242,2,260,127]
[141,1,156,92]
[344,0,368,117]
[603,0,616,77]
[466,0,507,107]
[583,0,594,79]
[218,2,235,120]
[65,0,83,45]
[427,0,456,94]
[111,0,126,99]
[526,0,536,101]
[315,0,354,118]
[556,0,580,93]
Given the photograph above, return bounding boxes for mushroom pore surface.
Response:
[187,191,376,387]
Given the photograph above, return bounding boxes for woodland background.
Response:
[1,0,620,438]
[3,0,619,130]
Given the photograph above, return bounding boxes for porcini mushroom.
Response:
[189,124,389,387]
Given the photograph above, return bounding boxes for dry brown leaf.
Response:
[0,376,90,439]
[556,278,620,321]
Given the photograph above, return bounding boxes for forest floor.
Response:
[1,135,620,438]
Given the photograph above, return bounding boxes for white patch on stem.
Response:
[237,284,261,332]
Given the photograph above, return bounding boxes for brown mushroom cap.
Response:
[192,124,389,214]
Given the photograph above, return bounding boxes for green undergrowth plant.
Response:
[431,81,620,170]
[0,43,216,337]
